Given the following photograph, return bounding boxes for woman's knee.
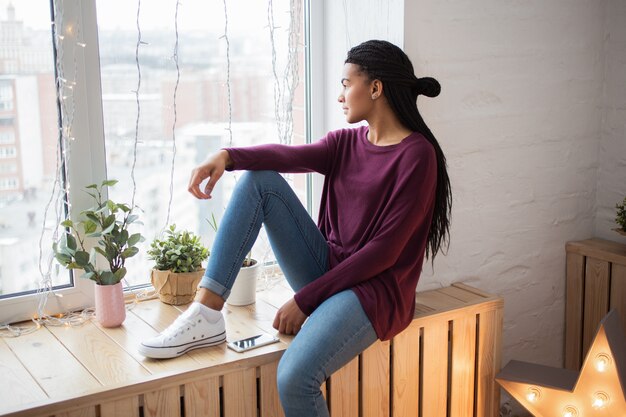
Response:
[239,170,282,189]
[277,353,320,399]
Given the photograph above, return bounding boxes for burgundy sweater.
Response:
[223,126,437,340]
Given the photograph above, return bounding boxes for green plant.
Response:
[147,224,209,273]
[206,212,255,267]
[616,196,626,231]
[53,180,144,285]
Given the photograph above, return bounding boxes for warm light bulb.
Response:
[592,392,609,409]
[562,406,578,417]
[526,387,541,403]
[595,353,611,372]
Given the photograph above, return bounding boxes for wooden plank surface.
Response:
[260,361,285,417]
[223,368,257,417]
[565,252,585,370]
[361,340,390,417]
[183,376,220,417]
[610,263,626,337]
[583,257,610,356]
[421,319,448,417]
[100,396,140,417]
[329,357,359,417]
[143,386,181,417]
[566,238,626,265]
[391,322,420,417]
[0,337,48,408]
[475,309,499,417]
[449,315,476,417]
[56,406,97,417]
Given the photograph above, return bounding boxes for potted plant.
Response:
[207,213,261,306]
[615,196,626,236]
[147,224,209,305]
[53,180,143,327]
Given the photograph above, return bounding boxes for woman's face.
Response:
[338,63,375,124]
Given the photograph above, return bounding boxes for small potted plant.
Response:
[207,213,261,306]
[53,180,143,327]
[148,224,209,305]
[614,196,626,236]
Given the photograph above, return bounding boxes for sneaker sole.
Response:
[139,331,227,359]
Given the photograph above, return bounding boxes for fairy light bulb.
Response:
[592,392,609,409]
[595,353,611,372]
[526,387,541,403]
[562,406,578,417]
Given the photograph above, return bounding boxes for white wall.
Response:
[595,0,626,241]
[321,3,623,413]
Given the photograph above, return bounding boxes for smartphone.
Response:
[227,333,280,353]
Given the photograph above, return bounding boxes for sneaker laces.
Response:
[162,312,199,339]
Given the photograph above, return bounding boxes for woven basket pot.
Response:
[151,268,204,305]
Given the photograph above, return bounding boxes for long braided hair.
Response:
[346,40,451,262]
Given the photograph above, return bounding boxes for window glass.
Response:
[96,0,306,287]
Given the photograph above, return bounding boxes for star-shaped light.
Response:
[496,309,626,416]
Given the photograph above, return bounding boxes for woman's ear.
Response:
[371,79,383,100]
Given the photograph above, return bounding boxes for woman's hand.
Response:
[188,150,232,199]
[273,297,307,335]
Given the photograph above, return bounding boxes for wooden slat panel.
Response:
[475,309,500,417]
[583,257,610,356]
[143,386,181,417]
[566,238,626,265]
[55,406,97,417]
[449,315,476,417]
[415,290,467,311]
[329,357,359,417]
[2,324,101,398]
[183,376,220,417]
[223,368,257,417]
[260,361,284,417]
[392,323,420,417]
[100,396,140,417]
[421,319,448,417]
[565,252,585,370]
[46,320,151,385]
[610,263,626,337]
[0,337,48,409]
[361,340,390,417]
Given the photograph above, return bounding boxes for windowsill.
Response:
[0,273,295,415]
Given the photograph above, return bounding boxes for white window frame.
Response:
[0,0,325,324]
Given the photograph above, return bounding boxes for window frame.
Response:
[0,0,324,324]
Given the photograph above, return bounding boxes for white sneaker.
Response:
[138,302,226,359]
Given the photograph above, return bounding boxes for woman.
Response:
[139,39,451,416]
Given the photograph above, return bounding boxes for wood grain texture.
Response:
[610,263,626,337]
[361,340,390,417]
[449,315,476,417]
[260,361,284,417]
[143,386,181,417]
[329,357,359,417]
[55,406,97,417]
[421,319,449,417]
[391,322,420,417]
[183,376,220,417]
[100,396,140,417]
[223,368,257,417]
[566,238,626,265]
[0,337,48,408]
[565,252,585,370]
[475,310,499,417]
[582,257,610,357]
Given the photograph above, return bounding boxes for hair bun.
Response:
[417,77,441,98]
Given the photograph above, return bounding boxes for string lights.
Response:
[496,309,626,416]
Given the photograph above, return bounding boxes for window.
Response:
[0,0,320,324]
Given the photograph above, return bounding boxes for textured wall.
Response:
[595,0,626,242]
[321,0,622,377]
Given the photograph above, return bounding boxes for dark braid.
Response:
[346,40,451,263]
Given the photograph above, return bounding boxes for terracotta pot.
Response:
[151,269,204,305]
[227,259,261,306]
[94,282,126,327]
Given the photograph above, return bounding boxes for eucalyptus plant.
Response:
[616,196,626,231]
[53,180,144,285]
[147,224,209,273]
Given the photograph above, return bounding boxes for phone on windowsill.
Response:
[227,333,280,353]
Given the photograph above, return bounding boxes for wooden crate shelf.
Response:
[565,238,626,370]
[0,281,503,417]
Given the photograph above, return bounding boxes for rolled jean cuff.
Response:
[199,275,231,300]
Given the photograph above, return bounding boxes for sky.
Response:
[0,0,292,32]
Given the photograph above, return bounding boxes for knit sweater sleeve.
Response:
[293,143,437,315]
[222,134,335,175]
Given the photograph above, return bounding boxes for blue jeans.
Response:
[199,170,378,417]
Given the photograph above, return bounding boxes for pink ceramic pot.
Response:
[94,282,126,327]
